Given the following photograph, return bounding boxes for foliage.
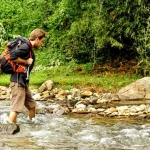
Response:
[47,0,150,66]
[0,0,149,71]
[0,23,7,51]
[102,0,150,69]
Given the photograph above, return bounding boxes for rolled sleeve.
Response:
[10,43,30,60]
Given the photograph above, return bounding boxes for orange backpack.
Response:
[0,37,32,74]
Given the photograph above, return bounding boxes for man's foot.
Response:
[27,116,36,123]
[3,117,14,124]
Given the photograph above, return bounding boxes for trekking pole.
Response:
[26,65,30,81]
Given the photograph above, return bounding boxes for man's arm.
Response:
[12,57,33,65]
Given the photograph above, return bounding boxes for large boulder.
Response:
[0,124,20,134]
[117,77,150,100]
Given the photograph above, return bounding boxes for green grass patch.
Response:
[0,65,142,92]
[0,73,10,86]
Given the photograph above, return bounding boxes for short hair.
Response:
[29,29,46,41]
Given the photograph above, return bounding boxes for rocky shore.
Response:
[1,77,150,120]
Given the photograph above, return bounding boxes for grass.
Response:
[0,65,142,93]
[0,73,10,86]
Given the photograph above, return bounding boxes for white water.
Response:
[0,100,150,150]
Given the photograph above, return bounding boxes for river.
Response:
[0,100,150,150]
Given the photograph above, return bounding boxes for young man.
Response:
[7,29,46,123]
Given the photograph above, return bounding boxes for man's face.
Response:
[34,38,44,49]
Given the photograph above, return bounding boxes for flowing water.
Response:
[0,100,150,150]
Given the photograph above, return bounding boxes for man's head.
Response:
[29,29,46,49]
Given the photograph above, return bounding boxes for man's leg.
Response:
[28,107,35,119]
[9,82,25,123]
[8,111,18,123]
[25,86,36,120]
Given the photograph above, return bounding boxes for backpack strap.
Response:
[29,51,32,58]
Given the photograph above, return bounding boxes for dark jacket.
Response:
[10,37,35,87]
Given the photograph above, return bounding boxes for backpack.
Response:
[0,37,32,74]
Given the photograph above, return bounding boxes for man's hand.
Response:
[26,58,33,65]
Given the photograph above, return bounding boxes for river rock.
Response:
[0,86,8,91]
[70,88,81,97]
[0,124,20,134]
[42,91,55,99]
[97,93,119,103]
[135,104,147,112]
[103,93,119,101]
[55,90,67,101]
[53,107,65,116]
[2,77,150,119]
[116,106,129,115]
[104,107,117,114]
[89,96,98,105]
[0,86,10,100]
[75,103,88,113]
[129,106,137,113]
[38,80,54,92]
[87,106,98,113]
[81,90,93,98]
[32,93,42,100]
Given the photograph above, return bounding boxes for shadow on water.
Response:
[0,100,150,150]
